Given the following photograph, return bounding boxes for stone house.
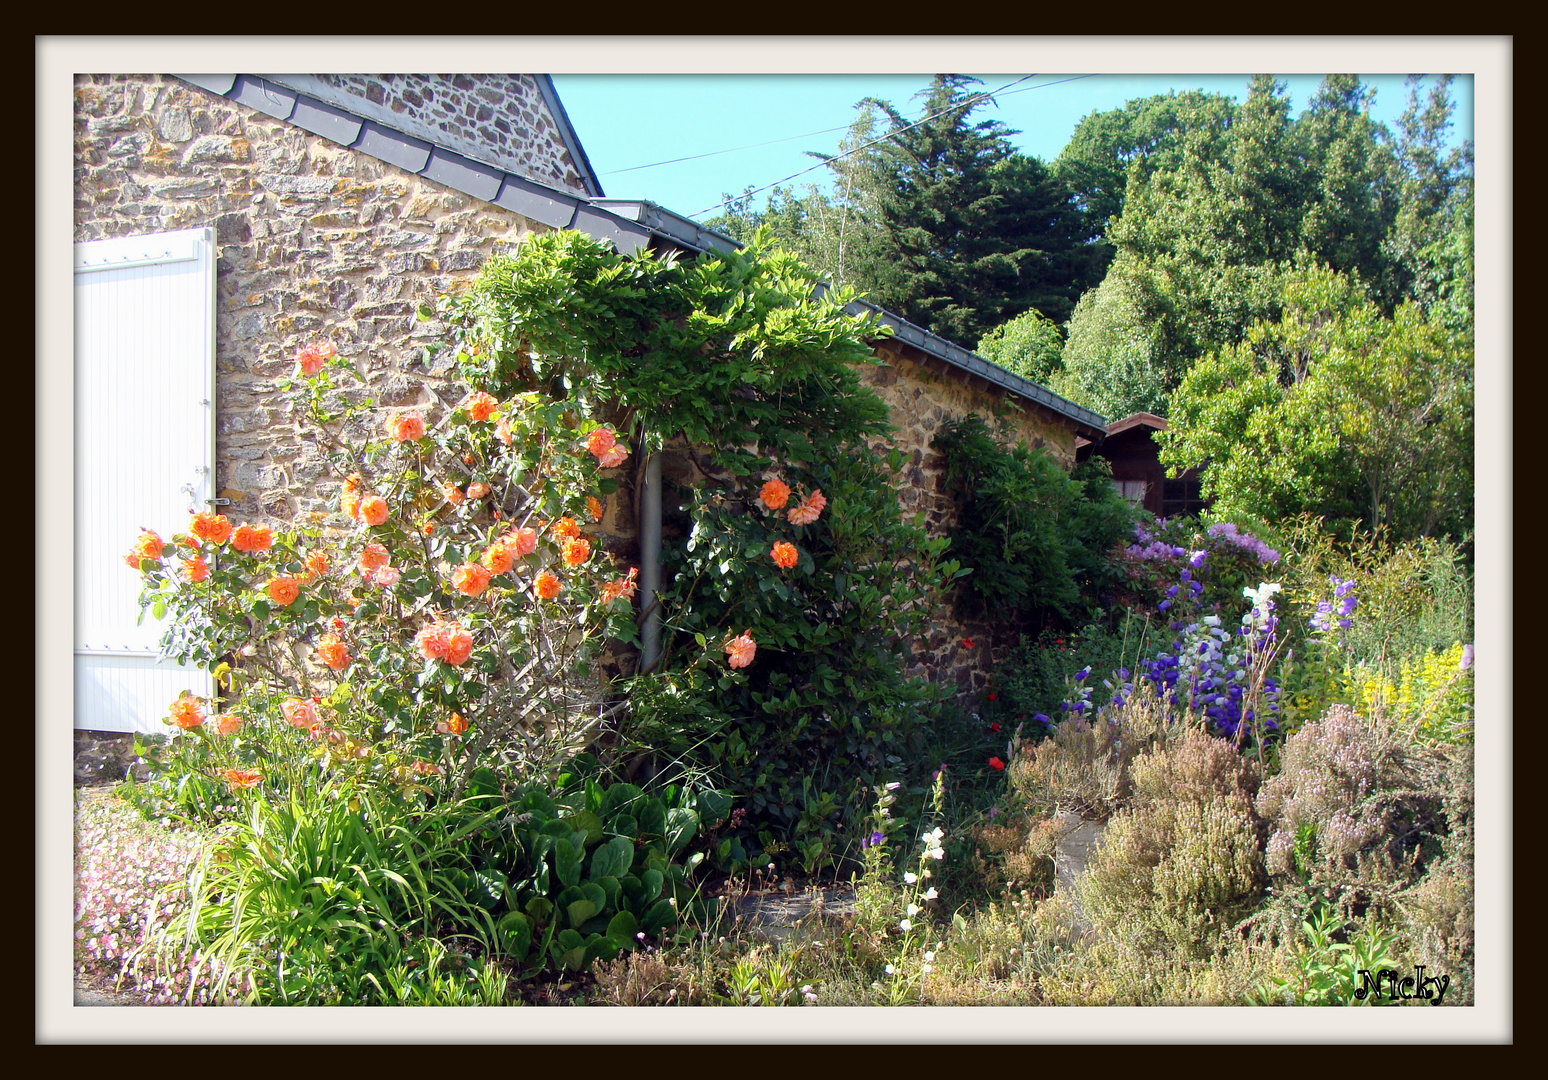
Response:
[73,72,1106,733]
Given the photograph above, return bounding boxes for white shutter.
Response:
[74,228,216,733]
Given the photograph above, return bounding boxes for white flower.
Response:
[924,951,935,963]
[885,963,896,975]
[886,782,901,791]
[930,849,945,860]
[906,903,920,917]
[899,919,912,932]
[903,872,917,884]
[923,887,938,901]
[921,964,933,975]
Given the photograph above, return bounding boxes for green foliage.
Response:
[163,768,721,1002]
[932,414,1137,627]
[451,229,960,875]
[1158,265,1473,542]
[975,307,1065,385]
[1257,904,1404,1006]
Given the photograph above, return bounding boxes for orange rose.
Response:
[267,576,301,607]
[410,760,441,776]
[452,562,493,598]
[211,713,243,736]
[341,488,362,521]
[759,479,791,511]
[495,417,514,445]
[467,481,490,500]
[481,541,515,575]
[771,541,798,570]
[295,341,337,376]
[181,555,210,583]
[281,697,318,729]
[787,489,827,526]
[436,712,469,735]
[534,571,563,601]
[550,516,581,543]
[415,620,473,666]
[597,445,629,468]
[358,543,390,573]
[167,695,205,730]
[125,529,166,569]
[599,567,639,604]
[443,624,473,666]
[464,392,499,422]
[231,524,273,553]
[303,550,330,577]
[189,511,233,545]
[443,484,465,507]
[725,631,757,670]
[507,526,538,557]
[586,428,617,458]
[221,768,263,790]
[562,536,592,568]
[359,495,389,527]
[587,496,604,523]
[315,632,350,671]
[385,412,426,442]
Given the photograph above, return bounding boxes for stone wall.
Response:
[75,73,551,523]
[856,341,1082,699]
[272,74,591,197]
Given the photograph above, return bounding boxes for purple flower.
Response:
[1033,713,1051,725]
[1189,550,1208,568]
[1460,644,1474,670]
[1158,599,1171,611]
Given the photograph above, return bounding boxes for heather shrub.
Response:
[1075,729,1265,959]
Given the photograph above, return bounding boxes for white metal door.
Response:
[74,228,216,733]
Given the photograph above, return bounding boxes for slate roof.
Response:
[173,74,1109,438]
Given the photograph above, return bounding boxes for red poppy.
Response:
[988,756,1005,771]
[987,693,998,701]
[962,638,975,649]
[991,721,1001,733]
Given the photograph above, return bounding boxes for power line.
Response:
[683,75,1095,220]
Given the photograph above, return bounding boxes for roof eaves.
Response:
[532,75,606,200]
[173,74,656,256]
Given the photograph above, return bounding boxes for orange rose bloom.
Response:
[464,392,499,422]
[315,632,350,671]
[759,479,791,511]
[211,713,243,736]
[295,341,337,376]
[341,488,362,521]
[415,620,473,666]
[725,631,757,670]
[267,576,301,607]
[281,697,318,729]
[467,481,490,500]
[771,541,798,569]
[304,550,330,577]
[534,571,563,600]
[495,417,514,445]
[599,567,639,604]
[597,445,630,469]
[481,541,514,575]
[167,695,205,730]
[125,529,165,569]
[436,712,469,735]
[181,555,210,582]
[550,516,581,543]
[586,428,617,458]
[443,483,465,507]
[358,543,391,573]
[452,561,493,598]
[231,524,273,553]
[386,412,427,442]
[587,496,604,522]
[189,511,233,545]
[562,536,592,568]
[787,489,827,526]
[411,760,441,776]
[221,768,263,790]
[358,495,389,527]
[507,526,538,557]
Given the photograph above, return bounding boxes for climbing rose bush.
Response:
[129,344,766,814]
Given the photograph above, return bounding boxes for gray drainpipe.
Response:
[638,450,663,674]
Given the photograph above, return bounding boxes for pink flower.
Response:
[295,341,337,377]
[282,697,318,729]
[724,630,756,670]
[597,445,629,468]
[787,489,827,526]
[372,565,401,587]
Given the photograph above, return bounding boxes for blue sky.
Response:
[553,73,1475,222]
